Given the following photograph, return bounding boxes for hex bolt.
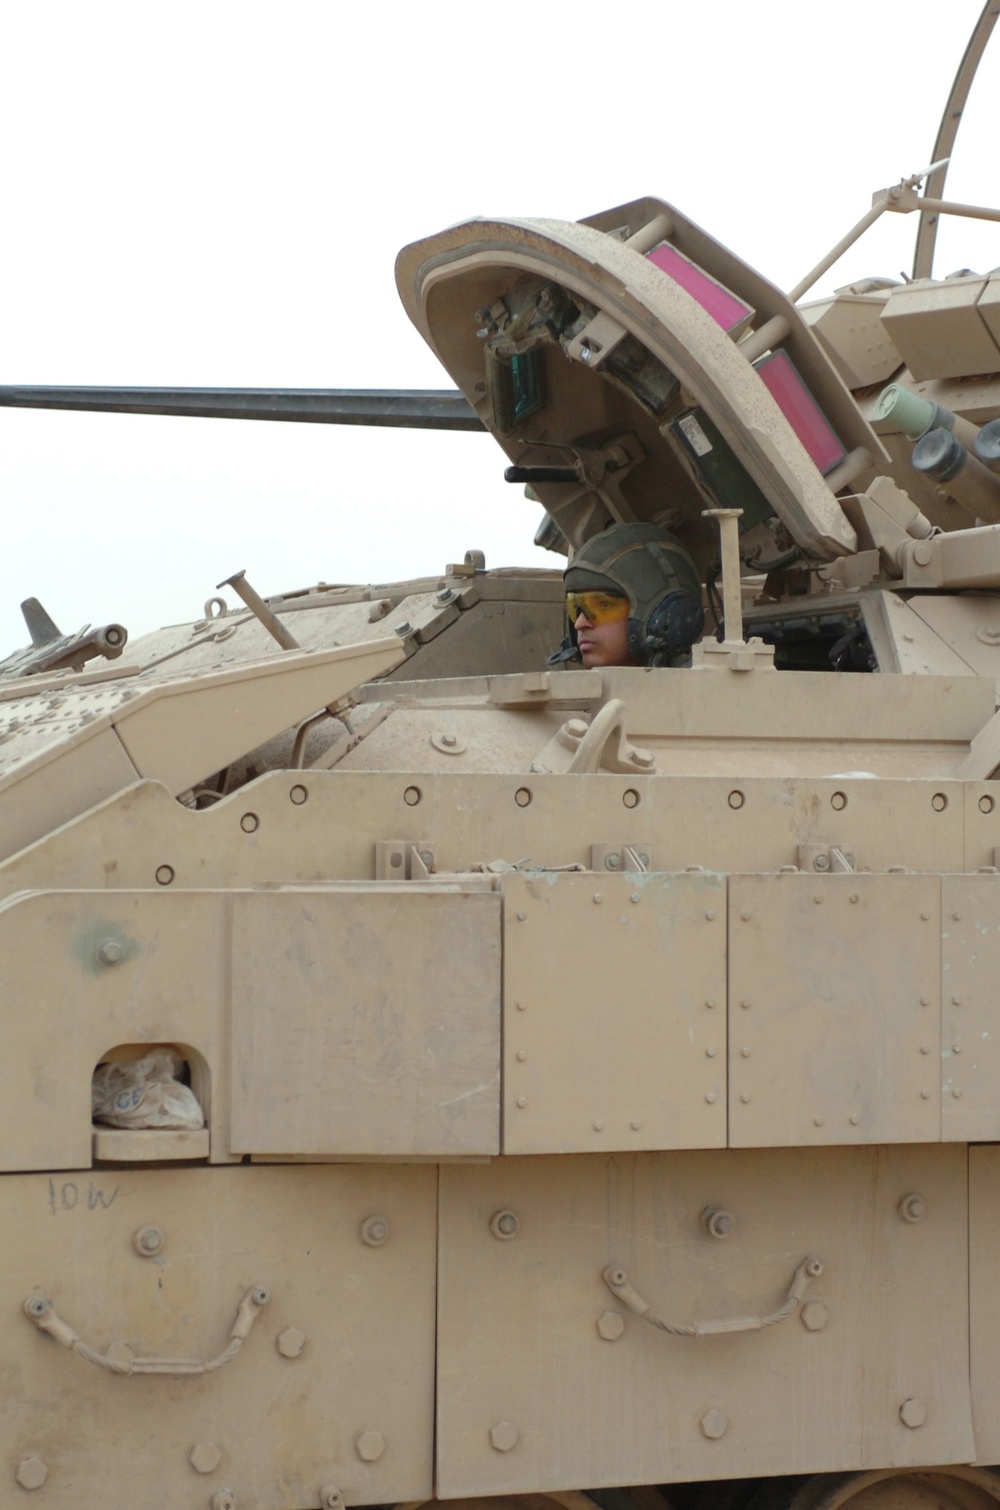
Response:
[900,1397,927,1428]
[596,1311,626,1341]
[490,1420,519,1452]
[212,1493,237,1510]
[133,1225,165,1257]
[320,1486,344,1510]
[355,1431,386,1462]
[97,938,124,965]
[604,853,622,871]
[813,853,830,871]
[801,1301,828,1332]
[276,1327,306,1358]
[899,1194,926,1223]
[489,1209,519,1241]
[701,1205,735,1239]
[190,1443,222,1475]
[15,1458,48,1490]
[700,1408,728,1440]
[360,1215,389,1247]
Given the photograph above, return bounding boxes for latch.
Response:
[797,843,856,873]
[374,841,436,880]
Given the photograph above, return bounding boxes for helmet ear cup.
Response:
[637,591,705,663]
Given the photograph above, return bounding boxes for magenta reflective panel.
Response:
[646,242,753,334]
[754,349,845,475]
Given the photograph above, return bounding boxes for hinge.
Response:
[591,843,653,873]
[797,843,856,874]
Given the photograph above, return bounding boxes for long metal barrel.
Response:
[0,386,485,431]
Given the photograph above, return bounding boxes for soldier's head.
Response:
[553,522,704,669]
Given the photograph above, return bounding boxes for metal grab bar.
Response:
[23,1284,270,1376]
[602,1256,822,1337]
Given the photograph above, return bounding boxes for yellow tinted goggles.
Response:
[566,591,629,625]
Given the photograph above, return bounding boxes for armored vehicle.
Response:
[7,9,1000,1510]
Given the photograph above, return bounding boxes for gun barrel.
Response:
[0,386,485,432]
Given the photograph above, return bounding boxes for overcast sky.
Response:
[1,0,998,656]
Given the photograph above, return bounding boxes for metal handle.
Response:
[602,1256,822,1337]
[23,1284,270,1376]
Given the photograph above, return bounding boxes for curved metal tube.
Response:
[602,1256,822,1337]
[913,0,1000,279]
[23,1284,270,1376]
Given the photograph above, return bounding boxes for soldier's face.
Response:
[573,610,634,668]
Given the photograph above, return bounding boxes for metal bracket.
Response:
[591,843,652,873]
[374,841,436,880]
[798,843,856,874]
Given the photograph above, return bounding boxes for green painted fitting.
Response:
[873,385,937,440]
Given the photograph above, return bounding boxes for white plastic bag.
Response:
[92,1048,205,1130]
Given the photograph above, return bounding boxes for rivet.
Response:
[700,1408,728,1439]
[813,895,823,905]
[133,1225,165,1257]
[920,910,930,920]
[952,996,962,1006]
[920,996,931,1007]
[953,911,962,921]
[360,1215,389,1247]
[403,786,421,806]
[97,938,124,965]
[597,1311,626,1340]
[740,1093,752,1104]
[706,997,717,1008]
[277,1326,306,1358]
[849,1113,860,1125]
[899,1397,927,1429]
[920,1044,931,1055]
[211,1492,237,1510]
[701,1206,734,1239]
[490,1210,519,1240]
[516,1050,527,1062]
[593,1120,604,1131]
[516,910,527,922]
[15,1458,48,1490]
[801,1301,828,1331]
[814,1116,825,1127]
[631,892,641,904]
[740,999,751,1010]
[953,1042,963,1053]
[921,1089,932,1099]
[516,1096,527,1108]
[953,1086,964,1098]
[706,909,717,920]
[490,1420,519,1452]
[705,1092,717,1104]
[630,1119,641,1130]
[240,812,259,834]
[190,1443,222,1475]
[155,864,175,886]
[899,1194,926,1223]
[440,732,457,747]
[320,1487,344,1510]
[594,892,604,904]
[740,1046,751,1058]
[706,1047,716,1058]
[516,1001,527,1011]
[739,911,751,922]
[289,784,308,805]
[355,1431,386,1462]
[514,787,532,808]
[850,894,859,904]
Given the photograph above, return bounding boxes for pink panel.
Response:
[754,349,845,475]
[646,242,753,334]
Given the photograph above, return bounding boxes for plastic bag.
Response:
[92,1048,205,1131]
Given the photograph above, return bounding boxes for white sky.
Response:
[1,0,999,655]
